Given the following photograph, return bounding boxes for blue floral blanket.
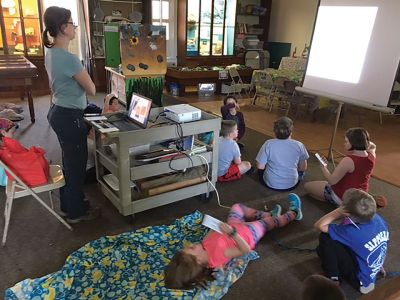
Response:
[5,211,258,300]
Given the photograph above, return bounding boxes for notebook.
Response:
[180,135,207,154]
[108,92,152,131]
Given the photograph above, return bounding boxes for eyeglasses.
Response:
[65,22,78,28]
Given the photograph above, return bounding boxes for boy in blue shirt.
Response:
[218,120,251,182]
[314,188,389,294]
[256,116,308,190]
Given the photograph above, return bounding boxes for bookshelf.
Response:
[235,0,272,55]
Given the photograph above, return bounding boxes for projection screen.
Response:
[297,0,400,113]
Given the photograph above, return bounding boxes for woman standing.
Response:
[43,6,98,223]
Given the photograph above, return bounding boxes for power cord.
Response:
[193,153,230,210]
[151,111,166,123]
[168,151,194,172]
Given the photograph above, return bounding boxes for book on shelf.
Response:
[237,23,248,34]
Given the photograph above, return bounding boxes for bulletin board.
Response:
[119,24,167,78]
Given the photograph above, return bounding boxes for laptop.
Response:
[108,92,152,131]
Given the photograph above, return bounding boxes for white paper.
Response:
[202,214,223,234]
[315,153,327,167]
[85,116,107,121]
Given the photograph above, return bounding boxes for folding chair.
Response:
[267,76,291,114]
[252,71,273,105]
[227,66,252,97]
[1,160,73,246]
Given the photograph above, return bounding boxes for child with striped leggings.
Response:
[164,194,303,289]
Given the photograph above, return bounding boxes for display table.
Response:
[165,67,253,96]
[0,56,38,122]
[279,57,307,71]
[251,68,305,86]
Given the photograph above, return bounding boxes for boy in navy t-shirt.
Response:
[314,188,389,294]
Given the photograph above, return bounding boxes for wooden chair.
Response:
[1,160,73,246]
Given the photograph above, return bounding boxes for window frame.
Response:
[177,0,242,67]
[186,0,235,57]
[0,0,44,57]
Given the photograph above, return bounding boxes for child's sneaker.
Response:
[270,204,282,218]
[288,193,303,220]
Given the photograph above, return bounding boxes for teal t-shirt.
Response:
[45,47,86,109]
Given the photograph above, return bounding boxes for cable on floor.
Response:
[193,153,230,210]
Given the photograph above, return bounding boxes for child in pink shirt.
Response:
[164,194,303,289]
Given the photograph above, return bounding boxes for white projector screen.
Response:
[298,0,400,112]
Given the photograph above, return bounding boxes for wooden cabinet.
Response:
[235,0,272,55]
[0,0,43,56]
[177,0,271,67]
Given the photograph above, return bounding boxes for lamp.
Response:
[2,0,16,15]
[2,0,15,8]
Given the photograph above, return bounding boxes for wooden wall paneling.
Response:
[93,58,107,92]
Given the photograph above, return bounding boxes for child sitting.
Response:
[217,120,251,182]
[102,93,121,114]
[314,188,389,294]
[220,96,246,146]
[256,116,309,190]
[304,128,379,207]
[86,94,121,183]
[164,194,303,289]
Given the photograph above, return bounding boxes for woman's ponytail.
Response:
[42,6,71,48]
[42,28,54,48]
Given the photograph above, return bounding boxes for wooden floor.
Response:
[175,92,400,187]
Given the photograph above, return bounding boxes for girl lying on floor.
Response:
[164,194,303,289]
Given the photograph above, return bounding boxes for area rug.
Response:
[178,97,400,187]
[5,211,258,300]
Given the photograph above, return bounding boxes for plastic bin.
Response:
[198,83,215,97]
[170,83,179,96]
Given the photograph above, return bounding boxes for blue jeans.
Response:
[48,105,88,219]
[260,171,305,192]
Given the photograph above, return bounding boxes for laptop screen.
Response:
[127,93,152,128]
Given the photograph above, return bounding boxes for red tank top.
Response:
[332,153,375,199]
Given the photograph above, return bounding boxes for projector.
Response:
[164,104,202,123]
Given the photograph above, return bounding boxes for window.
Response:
[152,0,170,40]
[186,0,236,57]
[41,0,81,58]
[0,0,43,56]
[0,0,82,57]
[152,0,177,65]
